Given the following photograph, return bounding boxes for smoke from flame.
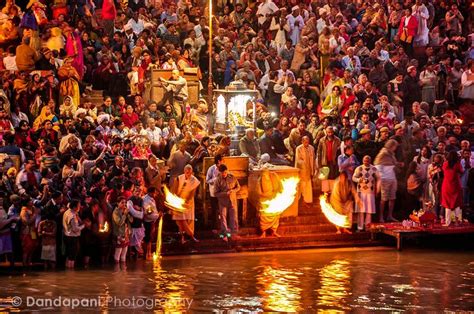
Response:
[319,194,351,228]
[163,186,186,213]
[261,177,300,216]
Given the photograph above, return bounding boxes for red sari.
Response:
[340,94,355,117]
[441,161,463,209]
[138,58,151,93]
[121,112,139,128]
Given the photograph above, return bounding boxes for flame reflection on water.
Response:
[256,263,303,312]
[2,250,473,312]
[153,263,191,312]
[316,259,352,310]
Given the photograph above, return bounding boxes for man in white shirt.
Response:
[286,6,305,46]
[63,199,85,269]
[125,12,145,36]
[341,47,361,75]
[194,17,209,47]
[146,118,162,144]
[162,118,181,143]
[206,154,224,226]
[258,72,270,97]
[399,111,420,138]
[256,0,279,26]
[317,8,329,34]
[124,24,137,50]
[276,60,295,80]
[142,187,160,260]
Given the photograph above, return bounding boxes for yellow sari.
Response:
[58,64,80,107]
[33,106,55,130]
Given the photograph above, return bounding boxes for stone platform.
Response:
[160,201,381,256]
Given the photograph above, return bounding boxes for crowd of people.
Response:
[0,0,473,269]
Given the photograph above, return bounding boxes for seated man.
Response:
[239,128,260,163]
[259,126,290,165]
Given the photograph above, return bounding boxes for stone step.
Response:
[161,232,377,255]
[279,214,330,225]
[238,223,337,236]
[90,89,103,95]
[166,223,338,239]
[163,231,369,249]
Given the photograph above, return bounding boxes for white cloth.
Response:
[142,194,159,223]
[162,126,181,141]
[316,18,327,34]
[256,0,279,25]
[130,226,145,247]
[356,192,376,214]
[125,18,145,35]
[286,14,305,45]
[460,70,474,99]
[412,4,429,46]
[3,55,17,71]
[146,127,162,143]
[206,164,220,197]
[375,165,396,181]
[62,209,84,237]
[270,17,290,48]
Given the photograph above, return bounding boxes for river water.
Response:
[2,247,473,312]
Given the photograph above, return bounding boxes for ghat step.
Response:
[163,232,370,250]
[161,232,377,256]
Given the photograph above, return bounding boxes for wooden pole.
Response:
[207,0,213,134]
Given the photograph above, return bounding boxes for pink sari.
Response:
[65,31,84,79]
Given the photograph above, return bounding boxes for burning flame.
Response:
[261,177,300,216]
[99,221,109,233]
[319,194,351,228]
[163,186,186,213]
[152,215,164,262]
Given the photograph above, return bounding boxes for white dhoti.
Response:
[130,226,145,247]
[356,192,376,214]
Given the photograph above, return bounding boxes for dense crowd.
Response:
[0,0,473,269]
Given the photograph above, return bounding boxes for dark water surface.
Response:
[2,247,474,312]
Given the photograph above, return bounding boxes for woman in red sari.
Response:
[20,200,38,267]
[121,105,139,129]
[64,26,84,80]
[138,50,152,94]
[441,151,464,226]
[340,84,356,117]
